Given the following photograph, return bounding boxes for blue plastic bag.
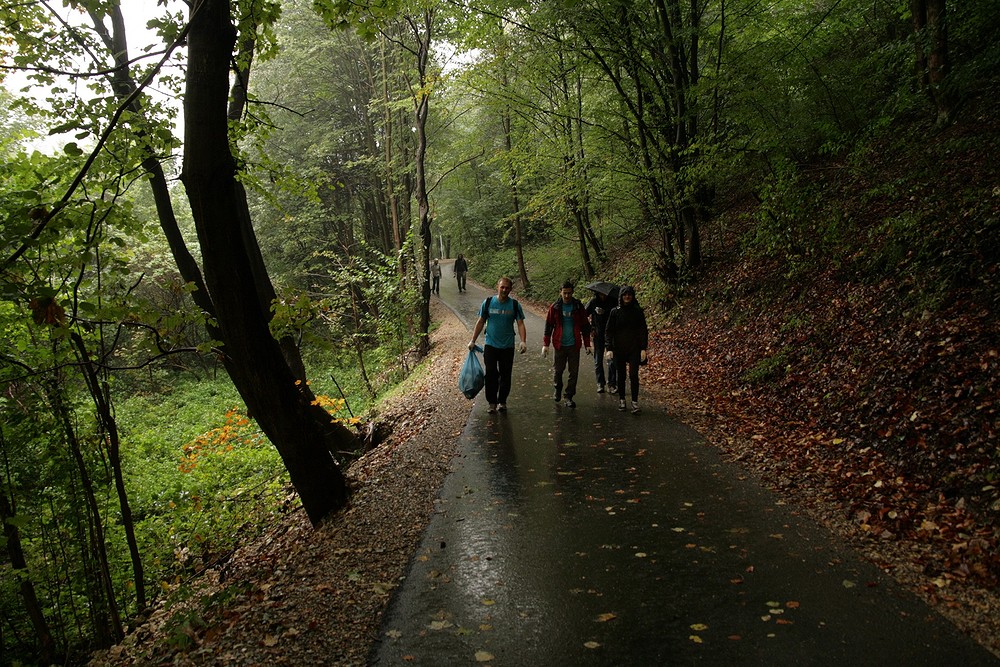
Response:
[459,345,485,400]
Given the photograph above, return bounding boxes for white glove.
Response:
[519,342,527,354]
[468,340,476,351]
[541,345,549,357]
[605,350,613,361]
[640,350,648,363]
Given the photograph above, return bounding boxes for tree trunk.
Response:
[0,484,56,664]
[910,0,952,124]
[381,35,404,272]
[410,9,434,358]
[226,30,309,380]
[71,331,146,612]
[501,98,530,291]
[181,0,348,526]
[52,381,124,645]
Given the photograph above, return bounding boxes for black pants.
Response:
[614,350,641,402]
[483,345,515,404]
[432,276,440,294]
[593,337,617,387]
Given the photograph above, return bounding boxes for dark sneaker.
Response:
[608,385,617,394]
[631,401,640,414]
[597,385,605,393]
[564,398,576,409]
[554,388,562,402]
[618,399,626,411]
[498,403,507,412]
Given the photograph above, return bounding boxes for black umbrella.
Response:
[585,281,619,299]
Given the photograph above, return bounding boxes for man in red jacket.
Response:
[542,281,592,408]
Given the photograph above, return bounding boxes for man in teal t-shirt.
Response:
[468,276,528,413]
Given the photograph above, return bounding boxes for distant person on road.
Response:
[605,285,648,414]
[468,276,527,413]
[454,254,469,292]
[542,281,592,409]
[431,259,442,295]
[585,288,617,394]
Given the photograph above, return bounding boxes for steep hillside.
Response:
[643,95,999,649]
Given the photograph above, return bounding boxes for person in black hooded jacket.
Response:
[604,285,648,414]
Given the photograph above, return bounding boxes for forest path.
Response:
[372,267,997,666]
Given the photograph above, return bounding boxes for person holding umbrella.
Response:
[585,281,618,394]
[605,285,648,414]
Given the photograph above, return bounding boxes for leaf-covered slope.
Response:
[644,97,999,623]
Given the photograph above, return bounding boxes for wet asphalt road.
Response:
[372,268,997,666]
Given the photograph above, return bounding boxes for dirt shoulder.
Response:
[91,299,475,666]
[91,294,999,665]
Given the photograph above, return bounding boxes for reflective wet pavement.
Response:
[372,272,997,666]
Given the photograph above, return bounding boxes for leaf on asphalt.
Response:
[596,613,617,622]
[689,635,703,643]
[635,552,648,558]
[584,641,601,649]
[482,599,496,606]
[385,630,402,639]
[786,601,800,608]
[842,579,857,588]
[475,651,494,662]
[728,635,742,641]
[429,620,454,631]
[690,623,709,631]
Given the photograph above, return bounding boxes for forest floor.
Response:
[91,281,1000,665]
[90,101,999,666]
[90,299,476,666]
[641,104,1000,658]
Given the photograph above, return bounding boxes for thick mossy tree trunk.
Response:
[181,0,348,525]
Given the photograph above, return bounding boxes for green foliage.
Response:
[742,348,792,386]
[740,161,852,281]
